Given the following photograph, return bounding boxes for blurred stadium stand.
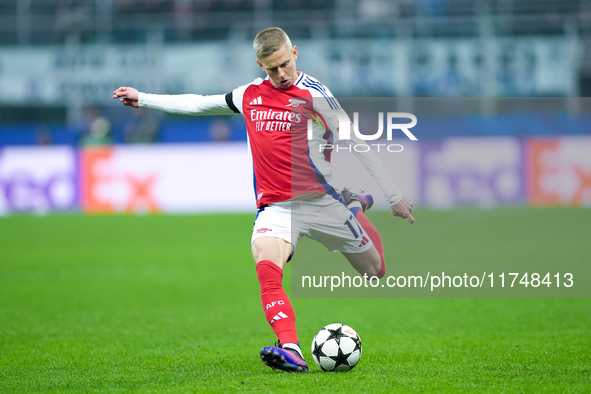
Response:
[0,0,588,44]
[0,0,590,146]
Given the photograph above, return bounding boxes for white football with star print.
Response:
[311,323,362,372]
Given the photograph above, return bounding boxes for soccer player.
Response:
[113,27,414,373]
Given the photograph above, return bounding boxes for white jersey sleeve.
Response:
[138,92,235,116]
[137,77,264,117]
[313,90,404,206]
[138,77,264,116]
[343,132,404,206]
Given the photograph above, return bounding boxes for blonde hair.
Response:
[253,27,293,60]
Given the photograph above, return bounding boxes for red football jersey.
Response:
[139,71,402,209]
[227,72,341,208]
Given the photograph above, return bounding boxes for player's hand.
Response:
[391,196,415,224]
[113,87,139,108]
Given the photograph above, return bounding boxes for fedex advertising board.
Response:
[79,143,254,213]
[2,138,591,215]
[526,137,591,206]
[419,138,524,208]
[0,146,78,215]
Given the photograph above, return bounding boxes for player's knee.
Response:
[371,268,383,279]
[364,258,382,278]
[376,264,386,279]
[344,248,383,278]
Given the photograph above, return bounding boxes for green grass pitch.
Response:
[1,208,590,392]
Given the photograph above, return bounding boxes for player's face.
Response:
[257,45,299,90]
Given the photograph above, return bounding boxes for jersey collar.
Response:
[294,70,305,86]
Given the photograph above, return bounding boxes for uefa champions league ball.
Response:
[311,323,362,372]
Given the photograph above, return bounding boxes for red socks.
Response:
[256,260,298,345]
[255,212,384,348]
[355,211,386,278]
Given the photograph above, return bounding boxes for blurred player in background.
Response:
[113,27,414,373]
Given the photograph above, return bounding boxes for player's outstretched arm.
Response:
[391,196,415,224]
[113,87,139,108]
[113,86,238,116]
